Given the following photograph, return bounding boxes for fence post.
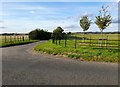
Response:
[64,38,66,47]
[22,36,24,41]
[98,39,102,47]
[14,34,16,42]
[20,36,21,41]
[90,35,91,46]
[74,36,76,49]
[5,35,6,43]
[17,35,19,41]
[64,35,67,48]
[106,36,108,48]
[10,35,12,43]
[18,35,20,41]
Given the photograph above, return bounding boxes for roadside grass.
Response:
[0,40,38,47]
[0,35,39,47]
[34,40,119,63]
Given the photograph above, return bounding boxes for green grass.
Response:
[0,40,38,47]
[0,35,39,47]
[34,40,119,63]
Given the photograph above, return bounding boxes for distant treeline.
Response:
[73,32,120,34]
[0,33,29,35]
[0,32,119,36]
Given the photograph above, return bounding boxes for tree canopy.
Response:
[80,16,91,32]
[95,5,112,33]
[29,29,51,40]
[51,26,64,39]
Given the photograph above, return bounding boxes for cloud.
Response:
[0,13,9,16]
[1,0,119,2]
[112,17,120,23]
[63,25,79,29]
[115,0,120,2]
[66,12,94,23]
[81,12,94,17]
[3,3,47,10]
[29,10,35,14]
[0,26,6,29]
[0,21,3,23]
[2,2,118,33]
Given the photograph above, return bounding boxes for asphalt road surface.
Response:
[2,41,118,85]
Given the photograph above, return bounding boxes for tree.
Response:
[29,29,51,40]
[80,16,91,42]
[95,5,112,38]
[51,26,64,44]
[67,32,72,35]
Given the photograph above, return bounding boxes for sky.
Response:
[0,1,119,33]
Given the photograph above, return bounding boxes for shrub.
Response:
[29,29,51,40]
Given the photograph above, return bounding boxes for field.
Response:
[0,35,38,47]
[74,33,118,40]
[34,34,119,63]
[69,33,119,48]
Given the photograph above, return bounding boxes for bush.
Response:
[29,29,51,40]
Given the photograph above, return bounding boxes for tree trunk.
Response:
[56,39,57,45]
[84,31,85,43]
[100,30,103,47]
[59,39,60,45]
[52,38,55,44]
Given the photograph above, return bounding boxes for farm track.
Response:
[2,41,118,85]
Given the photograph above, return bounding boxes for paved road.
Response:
[2,41,118,85]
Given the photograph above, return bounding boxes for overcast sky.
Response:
[0,0,119,33]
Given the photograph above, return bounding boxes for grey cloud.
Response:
[63,25,79,29]
[0,21,3,23]
[66,12,94,22]
[112,17,120,23]
[119,2,120,23]
[0,26,7,29]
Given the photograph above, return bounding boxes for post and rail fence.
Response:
[1,34,29,43]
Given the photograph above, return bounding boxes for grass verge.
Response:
[34,40,119,63]
[0,40,38,47]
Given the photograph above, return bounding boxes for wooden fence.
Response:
[1,35,29,43]
[53,35,119,49]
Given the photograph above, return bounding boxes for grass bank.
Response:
[0,40,38,47]
[34,40,119,63]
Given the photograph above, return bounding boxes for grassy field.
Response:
[69,33,119,48]
[0,35,38,47]
[73,33,118,40]
[34,34,119,63]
